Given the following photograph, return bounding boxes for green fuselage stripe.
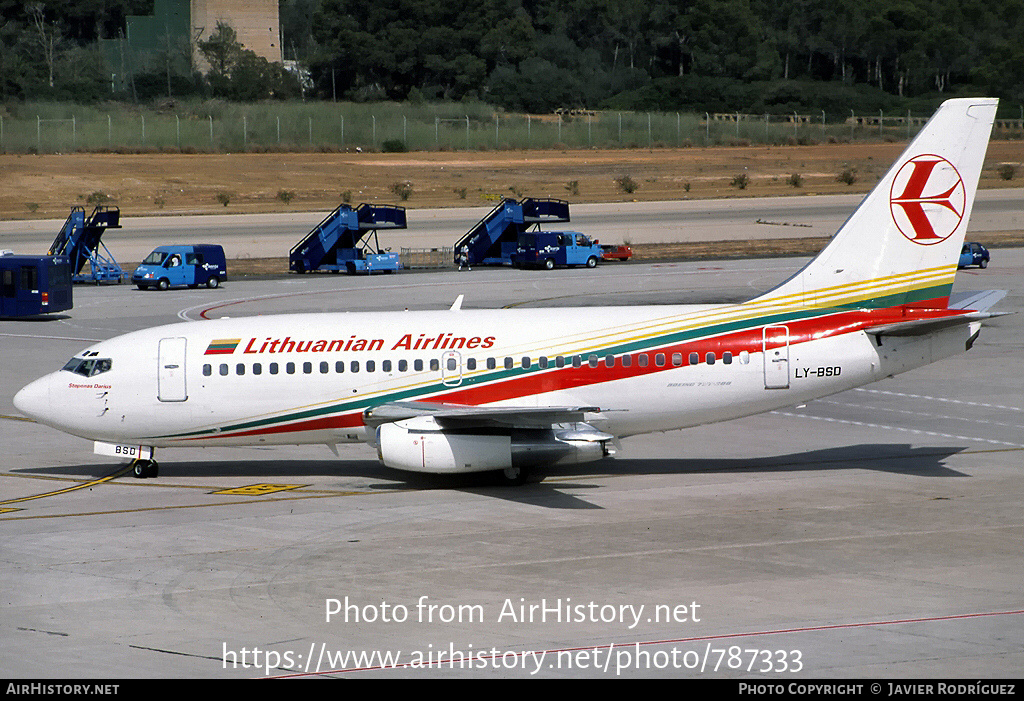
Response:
[160,281,953,440]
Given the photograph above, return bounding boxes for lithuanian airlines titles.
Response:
[218,331,499,356]
[14,98,1006,483]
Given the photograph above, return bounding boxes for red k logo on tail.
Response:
[890,154,966,245]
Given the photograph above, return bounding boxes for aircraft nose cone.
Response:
[13,376,51,423]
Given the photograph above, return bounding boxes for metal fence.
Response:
[2,108,1021,155]
[400,247,455,269]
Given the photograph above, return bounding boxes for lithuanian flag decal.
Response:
[204,338,241,355]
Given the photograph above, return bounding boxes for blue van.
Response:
[132,245,227,290]
[511,231,603,269]
[958,242,990,269]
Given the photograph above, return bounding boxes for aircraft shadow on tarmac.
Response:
[605,443,970,479]
[14,443,968,510]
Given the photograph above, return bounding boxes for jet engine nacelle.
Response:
[376,416,614,474]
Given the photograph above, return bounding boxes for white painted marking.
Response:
[853,388,1023,412]
[772,411,1024,448]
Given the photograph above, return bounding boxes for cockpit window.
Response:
[62,357,112,377]
[142,251,167,265]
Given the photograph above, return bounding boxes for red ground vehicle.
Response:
[601,244,633,261]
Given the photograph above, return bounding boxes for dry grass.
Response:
[8,142,1021,274]
[3,141,1022,221]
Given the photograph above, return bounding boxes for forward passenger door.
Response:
[158,337,188,402]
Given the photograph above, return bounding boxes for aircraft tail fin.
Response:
[755,98,998,311]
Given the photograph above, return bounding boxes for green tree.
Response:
[0,20,33,99]
[280,0,322,61]
[197,21,299,100]
[26,2,60,89]
[300,0,1024,110]
[685,0,766,79]
[198,22,243,85]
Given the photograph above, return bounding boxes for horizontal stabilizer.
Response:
[948,289,1008,311]
[865,311,1007,338]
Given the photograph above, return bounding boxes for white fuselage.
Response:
[14,303,978,452]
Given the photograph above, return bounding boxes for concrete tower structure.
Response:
[192,0,281,69]
[103,0,281,88]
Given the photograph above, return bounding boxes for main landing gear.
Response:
[131,458,159,478]
[499,466,529,486]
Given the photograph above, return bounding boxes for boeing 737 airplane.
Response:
[14,98,1007,483]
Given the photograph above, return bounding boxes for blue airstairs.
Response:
[48,206,124,284]
[453,197,571,267]
[289,203,407,274]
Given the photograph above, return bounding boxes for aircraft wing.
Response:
[363,401,602,430]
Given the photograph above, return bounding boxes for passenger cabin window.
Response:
[195,345,768,383]
[195,343,756,385]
